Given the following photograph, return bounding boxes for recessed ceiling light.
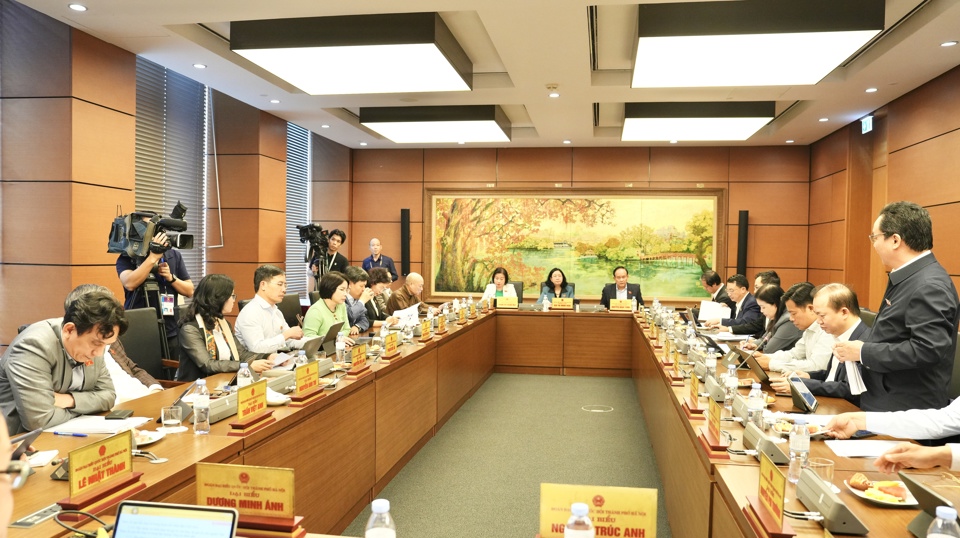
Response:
[68,3,87,12]
[819,118,829,122]
[269,99,281,104]
[786,140,795,144]
[359,142,368,146]
[193,63,207,69]
[321,124,330,129]
[549,92,560,98]
[562,140,571,145]
[669,140,678,144]
[360,105,511,144]
[457,141,465,145]
[865,87,878,93]
[942,41,958,47]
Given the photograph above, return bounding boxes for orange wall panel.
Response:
[807,269,844,287]
[729,146,809,183]
[0,266,73,346]
[72,100,135,189]
[349,222,422,265]
[353,149,423,182]
[725,225,809,269]
[71,29,136,116]
[928,203,960,277]
[571,147,650,182]
[2,182,72,264]
[312,134,351,182]
[807,222,846,270]
[0,98,72,181]
[809,171,847,225]
[205,209,285,263]
[206,262,263,300]
[496,148,572,182]
[887,128,960,207]
[351,182,423,223]
[311,181,352,222]
[728,182,809,225]
[207,155,286,211]
[258,111,287,162]
[811,128,848,180]
[0,0,71,98]
[887,66,960,153]
[71,183,135,265]
[209,91,261,155]
[424,148,497,183]
[650,147,729,183]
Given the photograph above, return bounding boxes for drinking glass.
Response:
[808,457,835,484]
[160,406,184,433]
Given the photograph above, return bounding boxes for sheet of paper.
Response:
[776,413,835,428]
[44,415,150,434]
[825,439,903,458]
[393,303,420,326]
[697,301,731,321]
[846,362,868,395]
[713,333,751,342]
[272,352,295,367]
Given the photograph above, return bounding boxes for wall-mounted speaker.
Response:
[737,210,748,276]
[400,209,410,276]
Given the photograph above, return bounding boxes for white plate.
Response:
[843,480,918,507]
[134,430,165,447]
[157,425,188,434]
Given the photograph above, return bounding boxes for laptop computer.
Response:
[319,322,346,355]
[113,500,238,538]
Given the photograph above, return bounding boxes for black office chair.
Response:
[568,282,576,296]
[309,291,320,305]
[238,299,252,311]
[508,281,524,304]
[177,304,190,321]
[278,293,303,327]
[859,308,877,328]
[118,307,181,384]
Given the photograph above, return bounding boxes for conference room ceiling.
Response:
[18,0,960,149]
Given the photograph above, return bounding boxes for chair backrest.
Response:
[508,281,524,304]
[117,307,165,380]
[278,293,303,327]
[950,332,960,400]
[177,304,190,321]
[859,308,877,328]
[308,291,320,305]
[568,282,576,296]
[238,299,252,311]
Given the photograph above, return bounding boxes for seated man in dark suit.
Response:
[692,270,735,320]
[600,266,644,310]
[721,270,780,334]
[704,274,761,329]
[771,283,868,406]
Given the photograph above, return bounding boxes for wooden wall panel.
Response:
[928,203,960,276]
[71,183,136,265]
[312,134,352,181]
[352,182,423,223]
[728,182,808,225]
[2,182,71,264]
[723,267,809,287]
[204,209,284,263]
[258,111,287,162]
[808,171,847,225]
[887,65,960,152]
[725,225,808,269]
[871,111,888,168]
[571,147,649,182]
[350,222,422,265]
[869,166,889,310]
[810,128,848,180]
[424,148,497,183]
[649,147,729,183]
[209,91,261,155]
[70,29,136,115]
[72,100,135,189]
[206,262,262,301]
[807,269,844,286]
[0,98,72,180]
[496,148,572,182]
[353,149,423,182]
[0,266,72,345]
[843,122,875,303]
[311,181,352,223]
[729,146,809,182]
[207,155,286,211]
[0,0,71,98]
[807,222,845,270]
[375,351,437,482]
[887,129,960,207]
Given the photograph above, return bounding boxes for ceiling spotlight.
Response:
[546,84,560,98]
[193,63,207,69]
[669,140,678,144]
[786,140,795,144]
[819,118,829,122]
[458,141,465,145]
[865,87,878,93]
[562,140,571,145]
[269,99,281,104]
[549,91,560,98]
[321,124,330,129]
[68,3,87,11]
[942,41,958,47]
[359,142,368,146]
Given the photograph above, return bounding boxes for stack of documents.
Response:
[43,415,150,434]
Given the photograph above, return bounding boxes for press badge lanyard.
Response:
[159,257,175,317]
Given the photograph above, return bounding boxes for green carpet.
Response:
[343,373,673,538]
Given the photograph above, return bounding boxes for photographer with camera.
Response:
[116,213,194,361]
[311,229,348,282]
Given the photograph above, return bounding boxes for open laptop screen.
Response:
[113,501,238,538]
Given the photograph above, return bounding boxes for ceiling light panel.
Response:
[621,102,774,142]
[231,13,472,95]
[632,0,884,88]
[360,105,511,144]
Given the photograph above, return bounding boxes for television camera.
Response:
[108,202,194,260]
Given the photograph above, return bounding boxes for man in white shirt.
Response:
[754,282,833,373]
[104,340,163,404]
[235,265,305,353]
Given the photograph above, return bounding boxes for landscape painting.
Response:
[427,191,723,302]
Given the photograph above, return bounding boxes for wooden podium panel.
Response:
[495,311,562,372]
[562,314,632,374]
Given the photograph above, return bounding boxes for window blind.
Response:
[285,122,311,298]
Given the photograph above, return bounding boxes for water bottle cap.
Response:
[299,350,306,355]
[196,379,206,386]
[751,383,761,389]
[240,363,248,368]
[936,506,957,520]
[371,499,390,514]
[794,418,806,425]
[571,503,589,517]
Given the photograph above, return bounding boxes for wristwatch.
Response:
[169,274,178,283]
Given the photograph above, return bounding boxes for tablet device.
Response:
[743,353,770,383]
[10,428,42,460]
[113,500,238,538]
[719,349,743,369]
[319,322,346,355]
[155,382,196,424]
[299,335,324,358]
[788,375,819,413]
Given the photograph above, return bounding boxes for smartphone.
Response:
[106,409,134,420]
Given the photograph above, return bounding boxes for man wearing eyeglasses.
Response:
[834,201,960,413]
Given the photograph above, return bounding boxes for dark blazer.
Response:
[859,254,960,412]
[720,293,762,327]
[365,294,390,323]
[714,286,737,315]
[756,311,802,354]
[177,319,270,382]
[600,283,644,310]
[802,322,870,406]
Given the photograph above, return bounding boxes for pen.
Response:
[53,432,87,437]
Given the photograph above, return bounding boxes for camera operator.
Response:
[311,228,348,281]
[116,216,194,361]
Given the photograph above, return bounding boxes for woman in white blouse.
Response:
[480,267,517,303]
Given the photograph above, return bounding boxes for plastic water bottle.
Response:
[788,419,810,484]
[927,506,960,537]
[565,502,595,538]
[336,333,346,363]
[724,364,738,410]
[365,498,396,538]
[746,383,765,429]
[296,349,308,366]
[705,352,717,380]
[193,379,210,435]
[237,363,253,387]
[631,297,638,312]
